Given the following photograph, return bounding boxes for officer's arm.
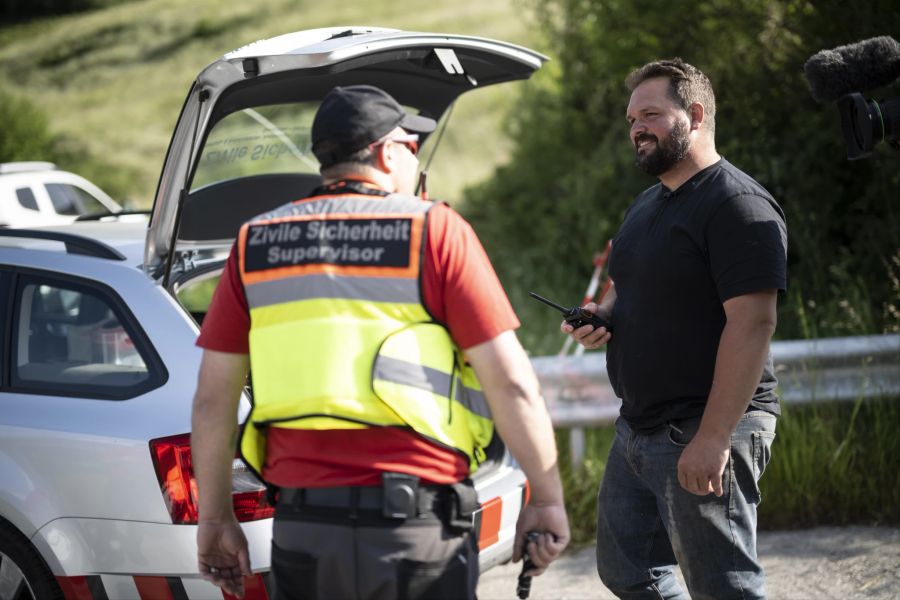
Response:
[191,349,253,594]
[192,349,250,520]
[465,330,570,572]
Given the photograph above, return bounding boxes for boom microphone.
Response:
[803,36,900,103]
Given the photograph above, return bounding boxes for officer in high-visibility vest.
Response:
[191,85,569,600]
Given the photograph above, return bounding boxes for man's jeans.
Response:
[596,410,776,600]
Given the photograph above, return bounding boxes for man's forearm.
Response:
[698,291,777,441]
[490,382,564,504]
[191,350,251,522]
[192,402,240,521]
[466,331,564,504]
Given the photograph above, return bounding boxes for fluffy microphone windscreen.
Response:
[803,36,900,103]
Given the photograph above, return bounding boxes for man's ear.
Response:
[689,102,705,132]
[373,140,395,173]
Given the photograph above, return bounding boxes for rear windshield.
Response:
[191,103,320,191]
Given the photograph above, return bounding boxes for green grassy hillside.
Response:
[0,0,542,207]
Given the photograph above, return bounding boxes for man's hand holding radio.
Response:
[561,297,614,350]
[560,282,616,350]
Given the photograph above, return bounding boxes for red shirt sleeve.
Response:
[421,203,520,349]
[196,243,251,353]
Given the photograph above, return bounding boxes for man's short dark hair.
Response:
[319,146,377,178]
[625,58,716,135]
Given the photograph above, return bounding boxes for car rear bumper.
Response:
[473,459,528,571]
[56,571,271,600]
[32,517,273,599]
[32,462,525,599]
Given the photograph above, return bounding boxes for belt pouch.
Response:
[382,472,419,519]
[448,479,477,531]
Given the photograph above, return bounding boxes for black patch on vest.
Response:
[245,217,413,271]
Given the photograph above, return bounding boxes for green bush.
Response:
[0,88,56,162]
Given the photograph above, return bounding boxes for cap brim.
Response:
[399,113,437,134]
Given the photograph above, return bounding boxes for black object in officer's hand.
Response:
[529,291,613,332]
[517,531,541,599]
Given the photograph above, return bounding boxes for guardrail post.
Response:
[570,427,585,467]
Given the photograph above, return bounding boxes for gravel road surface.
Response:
[477,526,900,599]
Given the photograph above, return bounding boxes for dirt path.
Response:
[476,526,900,599]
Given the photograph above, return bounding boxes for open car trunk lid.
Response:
[144,26,546,284]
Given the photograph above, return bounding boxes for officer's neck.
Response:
[322,166,395,193]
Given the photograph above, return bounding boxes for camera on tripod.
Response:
[803,35,900,159]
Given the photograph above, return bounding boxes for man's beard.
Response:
[634,120,690,176]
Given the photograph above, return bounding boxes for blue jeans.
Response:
[596,410,777,600]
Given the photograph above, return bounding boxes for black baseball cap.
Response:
[311,85,436,168]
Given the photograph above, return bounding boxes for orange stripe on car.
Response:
[134,576,176,600]
[57,576,94,600]
[223,574,270,599]
[477,496,504,550]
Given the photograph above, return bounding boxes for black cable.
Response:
[415,101,456,196]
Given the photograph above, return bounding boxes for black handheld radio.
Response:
[516,531,541,599]
[528,292,613,332]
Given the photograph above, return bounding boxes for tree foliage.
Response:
[463,0,900,352]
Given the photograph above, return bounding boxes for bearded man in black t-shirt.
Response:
[563,59,787,600]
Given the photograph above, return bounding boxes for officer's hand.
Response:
[197,519,253,597]
[513,503,570,576]
[560,302,611,350]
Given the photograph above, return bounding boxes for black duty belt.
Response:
[278,485,448,520]
[275,475,478,531]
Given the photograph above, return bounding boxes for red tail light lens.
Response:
[149,433,274,524]
[150,434,198,524]
[230,457,276,522]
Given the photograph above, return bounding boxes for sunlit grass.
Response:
[759,395,900,528]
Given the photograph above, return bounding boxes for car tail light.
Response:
[149,433,274,524]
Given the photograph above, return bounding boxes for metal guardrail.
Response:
[532,334,900,429]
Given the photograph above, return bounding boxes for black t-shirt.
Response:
[606,158,787,432]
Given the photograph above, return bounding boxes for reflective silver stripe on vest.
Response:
[374,355,452,397]
[246,274,420,309]
[455,382,492,419]
[252,193,430,223]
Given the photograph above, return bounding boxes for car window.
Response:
[45,183,109,216]
[15,187,38,211]
[191,103,320,191]
[12,275,161,398]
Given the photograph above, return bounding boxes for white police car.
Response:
[0,27,545,599]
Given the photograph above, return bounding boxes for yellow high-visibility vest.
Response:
[237,191,494,475]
